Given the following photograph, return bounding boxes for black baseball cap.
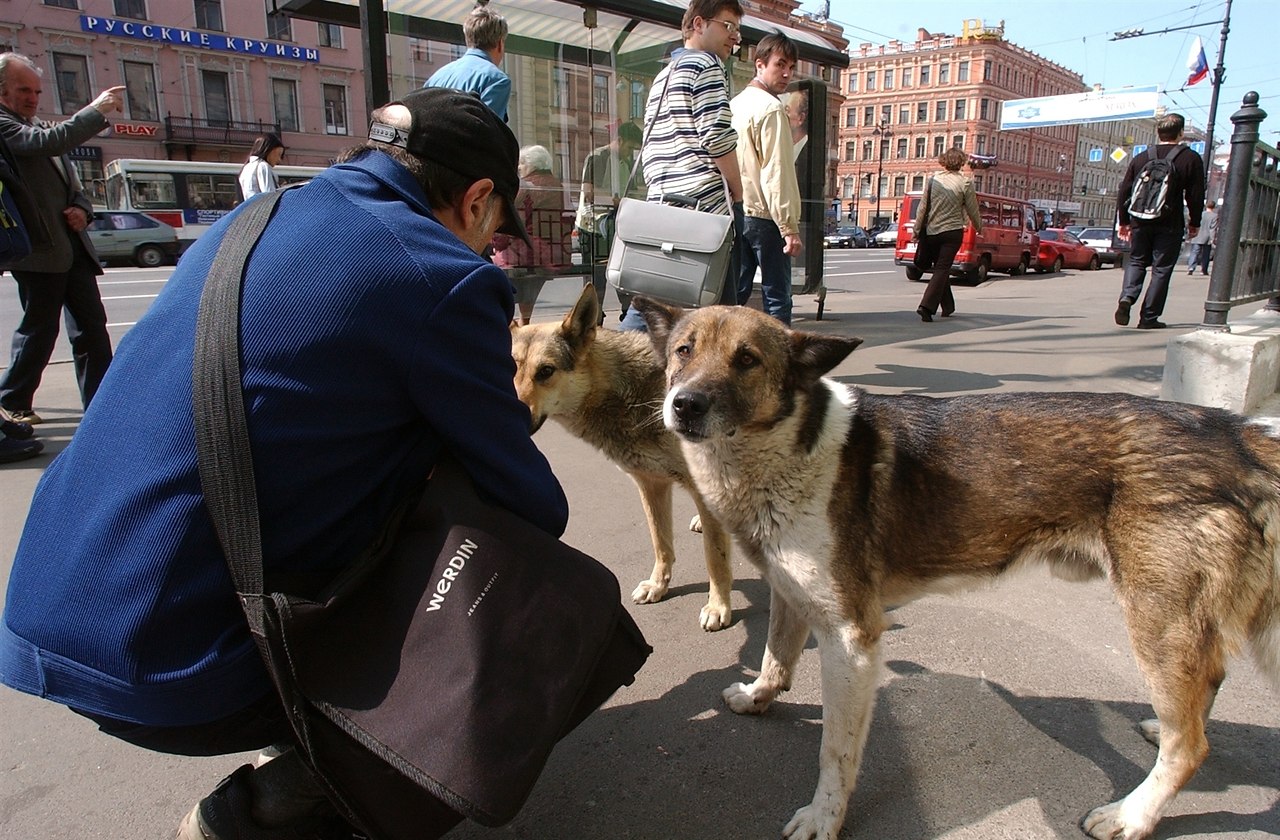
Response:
[369,87,529,245]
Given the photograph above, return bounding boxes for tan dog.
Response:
[511,286,733,631]
[630,295,1280,840]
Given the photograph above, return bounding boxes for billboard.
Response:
[999,86,1160,131]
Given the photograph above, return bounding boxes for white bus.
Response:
[103,158,326,249]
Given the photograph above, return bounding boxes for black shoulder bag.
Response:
[193,190,652,839]
[913,176,937,271]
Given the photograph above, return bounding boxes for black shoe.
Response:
[916,306,933,322]
[940,305,955,317]
[0,435,43,464]
[1,418,34,440]
[1136,320,1168,330]
[1114,299,1133,326]
[178,764,364,840]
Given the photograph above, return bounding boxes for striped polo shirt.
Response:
[640,48,737,215]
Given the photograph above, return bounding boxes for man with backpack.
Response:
[1114,112,1205,330]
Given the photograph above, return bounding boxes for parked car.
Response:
[1035,228,1100,273]
[1064,224,1087,238]
[88,211,181,267]
[873,225,899,247]
[1076,227,1121,265]
[895,191,1040,281]
[824,225,870,249]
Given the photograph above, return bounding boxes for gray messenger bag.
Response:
[606,193,734,308]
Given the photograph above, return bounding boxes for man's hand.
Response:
[1117,224,1131,243]
[90,86,126,115]
[1188,225,1200,239]
[782,233,802,256]
[63,206,90,233]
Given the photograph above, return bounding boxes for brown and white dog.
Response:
[630,295,1280,840]
[511,285,734,631]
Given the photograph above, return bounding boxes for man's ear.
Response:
[459,178,497,231]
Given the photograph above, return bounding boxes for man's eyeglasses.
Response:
[707,18,740,35]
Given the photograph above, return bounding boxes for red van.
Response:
[894,191,1040,282]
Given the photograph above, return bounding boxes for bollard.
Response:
[1203,92,1267,330]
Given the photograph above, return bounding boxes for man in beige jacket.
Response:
[730,32,802,324]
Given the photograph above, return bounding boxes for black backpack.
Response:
[1127,144,1185,223]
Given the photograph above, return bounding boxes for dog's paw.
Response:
[689,514,703,533]
[782,804,839,840]
[723,681,774,715]
[1137,718,1161,746]
[1081,800,1154,840]
[700,601,731,632]
[631,579,669,605]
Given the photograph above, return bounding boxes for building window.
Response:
[202,69,230,126]
[114,0,146,18]
[934,135,945,155]
[318,23,342,47]
[919,64,931,85]
[865,70,876,91]
[323,83,347,135]
[974,175,983,191]
[953,134,965,150]
[935,100,946,122]
[194,0,223,31]
[895,137,907,159]
[842,176,853,199]
[955,99,966,120]
[939,63,950,84]
[630,80,644,119]
[984,60,993,82]
[410,39,431,62]
[902,67,913,87]
[980,98,990,121]
[52,53,90,115]
[893,175,906,196]
[976,135,987,154]
[272,78,298,132]
[916,101,927,122]
[845,108,856,128]
[592,73,608,114]
[883,68,893,90]
[958,61,969,83]
[122,60,158,121]
[914,136,926,158]
[267,10,291,40]
[898,104,909,124]
[881,104,891,124]
[911,174,924,191]
[862,106,873,127]
[861,140,873,161]
[44,0,78,8]
[551,67,563,108]
[847,72,857,92]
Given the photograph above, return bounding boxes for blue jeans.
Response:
[738,215,792,325]
[1188,242,1211,274]
[1120,224,1183,324]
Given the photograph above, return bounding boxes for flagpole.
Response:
[1203,0,1233,192]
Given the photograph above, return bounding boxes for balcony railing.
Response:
[164,115,282,148]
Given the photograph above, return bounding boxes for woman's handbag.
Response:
[192,190,652,839]
[605,59,734,308]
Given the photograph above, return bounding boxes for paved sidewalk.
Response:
[2,269,1276,839]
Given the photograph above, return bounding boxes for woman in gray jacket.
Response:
[913,147,983,321]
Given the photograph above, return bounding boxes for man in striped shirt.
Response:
[636,0,744,311]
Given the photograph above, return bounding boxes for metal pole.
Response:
[1202,91,1265,331]
[359,0,390,120]
[874,125,885,227]
[1203,0,1232,191]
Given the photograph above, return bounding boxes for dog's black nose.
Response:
[672,390,710,422]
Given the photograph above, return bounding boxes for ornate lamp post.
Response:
[872,120,893,228]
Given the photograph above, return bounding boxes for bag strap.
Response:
[192,188,294,637]
[626,55,732,211]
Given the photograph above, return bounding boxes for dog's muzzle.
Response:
[669,389,711,441]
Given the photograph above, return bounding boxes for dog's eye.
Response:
[675,344,692,360]
[735,351,759,369]
[535,364,556,382]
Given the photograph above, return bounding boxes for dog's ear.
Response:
[560,284,600,348]
[630,295,684,356]
[789,332,863,383]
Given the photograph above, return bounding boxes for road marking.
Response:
[101,294,161,301]
[823,270,900,277]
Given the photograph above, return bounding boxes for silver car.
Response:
[88,210,181,267]
[1076,227,1122,265]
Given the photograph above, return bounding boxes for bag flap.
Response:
[613,197,733,254]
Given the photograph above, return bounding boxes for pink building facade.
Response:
[0,0,365,203]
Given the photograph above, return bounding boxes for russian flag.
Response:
[1187,36,1209,86]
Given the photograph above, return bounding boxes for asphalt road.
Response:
[0,249,1276,839]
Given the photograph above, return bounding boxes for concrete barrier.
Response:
[1162,310,1280,413]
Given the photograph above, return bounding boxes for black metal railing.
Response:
[1203,92,1280,329]
[163,115,282,149]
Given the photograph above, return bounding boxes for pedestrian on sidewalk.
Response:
[0,52,122,425]
[914,147,982,322]
[1187,199,1217,276]
[1113,112,1205,330]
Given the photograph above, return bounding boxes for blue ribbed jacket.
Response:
[0,151,568,726]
